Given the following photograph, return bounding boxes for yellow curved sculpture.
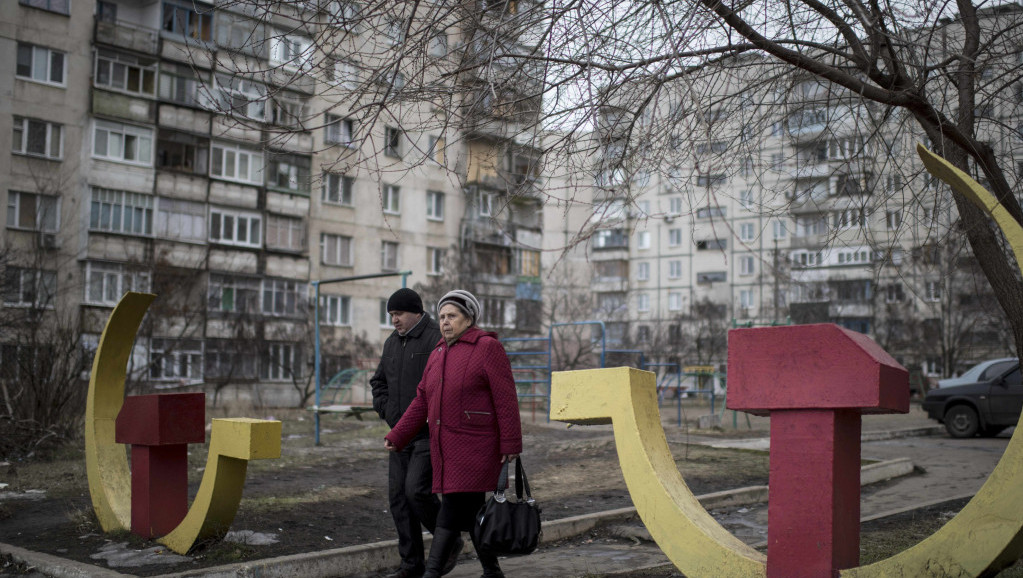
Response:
[86,291,155,532]
[841,145,1023,577]
[551,367,767,577]
[85,292,282,554]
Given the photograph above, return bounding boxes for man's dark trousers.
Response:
[389,436,440,572]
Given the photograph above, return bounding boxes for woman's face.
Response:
[439,303,472,344]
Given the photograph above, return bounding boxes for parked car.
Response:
[938,358,1017,388]
[922,360,1022,438]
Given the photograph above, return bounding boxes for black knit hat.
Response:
[386,288,424,314]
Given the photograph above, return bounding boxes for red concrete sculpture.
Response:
[114,392,206,538]
[728,324,909,578]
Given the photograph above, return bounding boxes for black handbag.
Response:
[472,458,542,556]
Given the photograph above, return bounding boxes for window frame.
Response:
[161,1,213,42]
[155,197,206,242]
[3,266,57,308]
[325,114,355,147]
[208,274,261,314]
[321,232,354,267]
[16,42,66,86]
[384,126,402,158]
[381,240,399,271]
[6,191,59,232]
[261,278,303,317]
[383,184,400,214]
[92,120,154,166]
[89,187,154,236]
[12,116,64,160]
[319,294,352,326]
[265,213,305,252]
[323,172,354,206]
[426,190,445,221]
[427,247,445,275]
[84,261,151,306]
[209,207,262,248]
[210,141,264,185]
[94,49,158,97]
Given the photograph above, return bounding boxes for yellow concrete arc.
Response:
[85,292,282,555]
[85,291,156,532]
[841,146,1023,577]
[551,367,767,578]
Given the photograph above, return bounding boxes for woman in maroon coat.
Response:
[385,289,522,578]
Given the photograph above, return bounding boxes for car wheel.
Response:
[944,405,980,438]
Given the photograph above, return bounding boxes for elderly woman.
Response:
[385,289,522,578]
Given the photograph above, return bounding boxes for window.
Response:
[19,0,69,14]
[696,239,727,251]
[925,280,941,302]
[791,250,822,267]
[262,343,297,381]
[772,220,787,240]
[97,1,116,21]
[696,206,726,219]
[739,255,755,276]
[208,275,260,313]
[885,283,905,303]
[695,140,728,155]
[325,115,354,146]
[162,1,213,41]
[593,229,627,250]
[697,271,727,284]
[84,262,151,306]
[886,210,902,230]
[637,293,650,312]
[16,43,65,85]
[267,153,311,193]
[740,290,755,310]
[478,190,495,217]
[266,214,305,251]
[150,339,203,381]
[205,340,258,379]
[94,50,157,96]
[93,120,153,165]
[3,267,56,308]
[7,191,58,232]
[210,142,264,184]
[637,325,651,343]
[321,233,353,266]
[636,262,650,281]
[12,117,63,159]
[382,184,400,214]
[213,74,267,122]
[668,229,682,247]
[518,249,540,277]
[157,131,209,174]
[739,223,755,242]
[262,279,303,316]
[429,30,448,57]
[428,247,445,275]
[739,189,755,209]
[320,294,351,326]
[270,92,308,128]
[323,173,354,206]
[269,31,312,70]
[833,208,866,230]
[795,215,828,237]
[384,127,402,158]
[668,292,682,311]
[210,208,262,248]
[156,198,205,242]
[215,13,267,56]
[326,0,361,31]
[696,174,727,187]
[89,188,153,236]
[330,59,359,89]
[426,190,444,220]
[381,241,399,271]
[159,62,208,107]
[428,135,446,164]
[668,197,683,215]
[668,260,682,279]
[379,299,390,326]
[637,231,651,250]
[377,69,405,92]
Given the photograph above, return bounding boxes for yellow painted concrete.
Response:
[158,418,282,554]
[85,292,156,533]
[551,367,766,578]
[85,292,283,555]
[841,146,1023,577]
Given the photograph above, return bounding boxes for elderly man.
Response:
[371,288,461,578]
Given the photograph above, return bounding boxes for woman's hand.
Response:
[384,439,397,452]
[500,453,519,463]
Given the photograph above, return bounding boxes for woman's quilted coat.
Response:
[385,326,523,493]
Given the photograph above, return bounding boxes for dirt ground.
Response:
[0,404,772,577]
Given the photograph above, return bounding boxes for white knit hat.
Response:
[437,289,482,323]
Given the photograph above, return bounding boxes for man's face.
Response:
[390,310,421,335]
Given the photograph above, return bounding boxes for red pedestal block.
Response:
[115,392,206,538]
[727,324,908,578]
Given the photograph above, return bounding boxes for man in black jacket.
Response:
[372,288,460,578]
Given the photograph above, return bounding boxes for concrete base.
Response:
[697,414,722,429]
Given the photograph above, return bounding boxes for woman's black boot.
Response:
[423,527,462,578]
[470,531,505,578]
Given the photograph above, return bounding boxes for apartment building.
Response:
[1,0,544,406]
[546,53,1013,378]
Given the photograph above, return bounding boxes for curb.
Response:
[0,458,912,578]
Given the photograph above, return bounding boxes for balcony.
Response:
[95,18,159,54]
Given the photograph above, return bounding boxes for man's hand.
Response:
[384,439,397,452]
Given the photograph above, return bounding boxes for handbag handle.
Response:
[495,458,534,504]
